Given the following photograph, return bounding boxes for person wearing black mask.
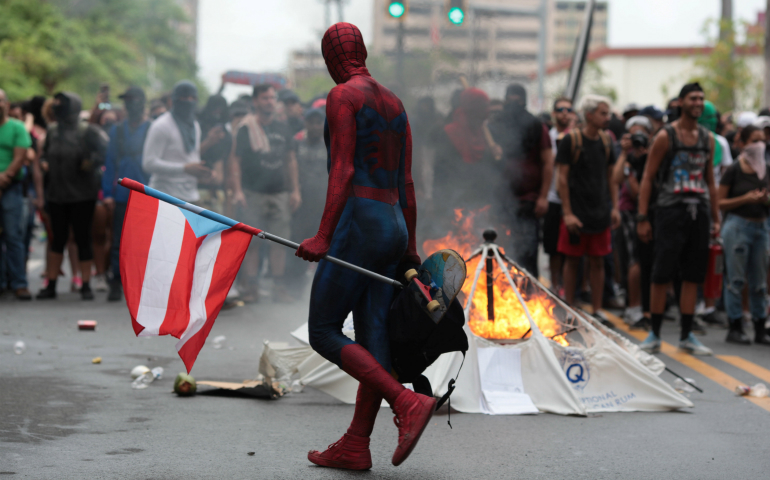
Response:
[143,80,210,203]
[37,92,108,300]
[197,94,230,214]
[488,83,553,277]
[102,86,151,301]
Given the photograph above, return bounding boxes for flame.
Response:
[422,209,569,346]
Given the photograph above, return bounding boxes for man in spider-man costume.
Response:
[295,23,435,470]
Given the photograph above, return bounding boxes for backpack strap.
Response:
[569,129,582,164]
[435,351,466,429]
[656,124,677,187]
[598,129,611,162]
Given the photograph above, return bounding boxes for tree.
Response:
[0,0,143,100]
[691,18,760,112]
[0,0,200,103]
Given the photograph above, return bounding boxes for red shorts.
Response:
[557,221,612,257]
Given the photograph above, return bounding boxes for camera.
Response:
[631,133,649,148]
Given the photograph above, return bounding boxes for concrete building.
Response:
[288,48,328,85]
[533,46,764,112]
[369,0,608,83]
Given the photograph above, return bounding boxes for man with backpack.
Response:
[556,94,620,325]
[636,83,720,356]
[102,86,151,301]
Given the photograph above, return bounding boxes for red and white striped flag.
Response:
[120,189,252,372]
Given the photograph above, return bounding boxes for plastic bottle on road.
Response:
[13,341,26,355]
[734,383,769,397]
[673,378,696,393]
[131,367,164,389]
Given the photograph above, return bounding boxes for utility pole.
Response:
[537,0,547,110]
[396,19,405,90]
[721,0,736,109]
[720,0,733,42]
[764,0,770,107]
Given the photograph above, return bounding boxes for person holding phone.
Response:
[718,124,770,346]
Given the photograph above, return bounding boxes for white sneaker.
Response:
[679,333,713,356]
[91,274,109,292]
[623,306,643,325]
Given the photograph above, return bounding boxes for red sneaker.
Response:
[391,390,437,466]
[308,433,372,470]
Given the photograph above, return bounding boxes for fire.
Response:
[422,209,569,346]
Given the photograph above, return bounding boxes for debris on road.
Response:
[673,378,697,393]
[92,357,102,364]
[13,341,25,354]
[131,365,150,379]
[78,320,97,330]
[247,452,255,456]
[735,383,769,398]
[174,372,197,396]
[196,379,281,398]
[132,367,163,389]
[212,335,226,349]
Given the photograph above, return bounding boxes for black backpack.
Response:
[388,286,468,424]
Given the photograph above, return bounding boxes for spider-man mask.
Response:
[321,22,369,85]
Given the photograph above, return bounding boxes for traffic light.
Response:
[446,0,466,25]
[387,1,408,19]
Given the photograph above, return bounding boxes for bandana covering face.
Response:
[171,80,198,153]
[743,142,767,180]
[321,23,370,85]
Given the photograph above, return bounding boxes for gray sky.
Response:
[198,0,767,92]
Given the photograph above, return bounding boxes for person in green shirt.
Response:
[0,88,33,300]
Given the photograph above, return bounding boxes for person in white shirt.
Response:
[143,80,211,202]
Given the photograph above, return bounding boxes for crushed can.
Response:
[703,240,723,300]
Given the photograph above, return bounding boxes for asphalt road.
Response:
[2,252,770,479]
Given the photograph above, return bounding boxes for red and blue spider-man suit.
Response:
[296,23,435,470]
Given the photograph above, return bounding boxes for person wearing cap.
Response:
[286,108,328,291]
[279,89,304,137]
[639,105,665,134]
[102,86,151,301]
[622,103,640,122]
[637,82,720,356]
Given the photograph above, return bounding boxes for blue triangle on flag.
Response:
[179,208,229,238]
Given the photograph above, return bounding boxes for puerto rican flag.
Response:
[120,187,253,372]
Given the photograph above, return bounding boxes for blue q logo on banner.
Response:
[560,348,590,392]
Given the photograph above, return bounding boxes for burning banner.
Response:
[269,207,693,415]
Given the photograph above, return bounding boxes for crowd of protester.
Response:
[2,77,770,352]
[0,81,329,306]
[408,81,770,354]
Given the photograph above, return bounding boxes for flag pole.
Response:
[118,178,404,289]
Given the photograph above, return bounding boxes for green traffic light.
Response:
[388,2,406,18]
[448,6,464,24]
